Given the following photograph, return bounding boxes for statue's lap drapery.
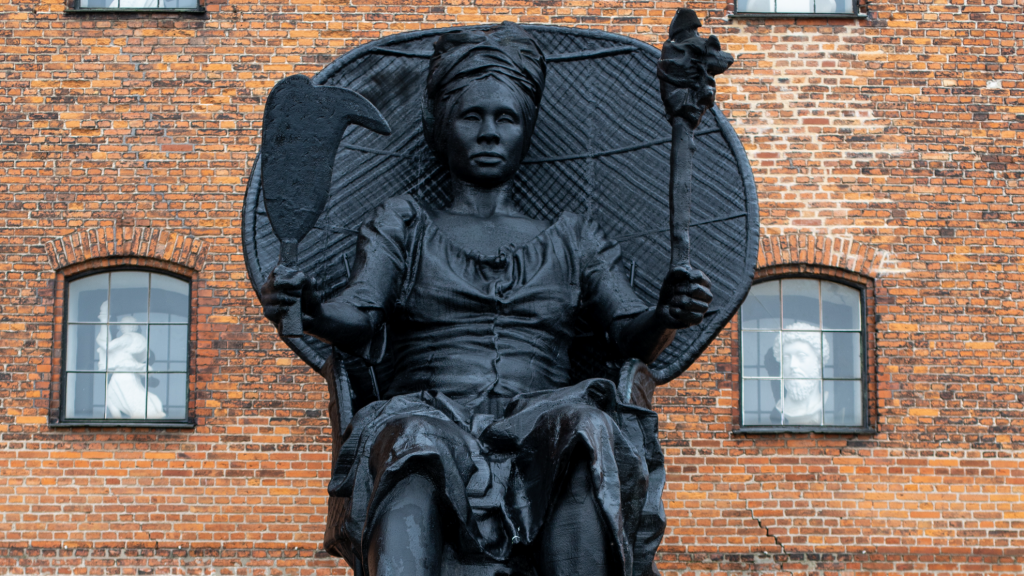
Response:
[326,196,666,575]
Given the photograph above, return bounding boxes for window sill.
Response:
[729,12,866,19]
[735,426,875,435]
[50,420,196,429]
[65,8,205,14]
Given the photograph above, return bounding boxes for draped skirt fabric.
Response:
[327,378,666,576]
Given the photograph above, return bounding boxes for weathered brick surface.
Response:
[1,0,1022,573]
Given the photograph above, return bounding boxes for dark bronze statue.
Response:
[252,9,735,576]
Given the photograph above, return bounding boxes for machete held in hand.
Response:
[259,75,391,337]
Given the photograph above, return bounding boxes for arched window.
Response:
[62,270,190,423]
[740,278,867,430]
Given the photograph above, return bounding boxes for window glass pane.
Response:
[781,378,822,425]
[742,379,780,425]
[66,373,105,419]
[80,0,118,6]
[68,273,108,323]
[780,331,822,379]
[149,373,186,420]
[741,280,780,330]
[105,373,150,419]
[824,331,861,379]
[118,0,160,6]
[822,282,860,330]
[782,279,819,328]
[105,324,149,372]
[814,0,848,12]
[824,380,862,426]
[150,275,189,323]
[776,0,813,11]
[736,0,772,11]
[149,324,188,372]
[163,0,199,7]
[67,324,107,371]
[834,0,853,12]
[742,331,781,377]
[109,271,150,323]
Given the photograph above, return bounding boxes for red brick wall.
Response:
[1,0,1022,573]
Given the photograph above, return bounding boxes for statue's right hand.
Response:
[260,265,312,324]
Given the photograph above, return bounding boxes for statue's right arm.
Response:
[260,265,380,355]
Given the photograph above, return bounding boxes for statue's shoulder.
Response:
[373,194,421,224]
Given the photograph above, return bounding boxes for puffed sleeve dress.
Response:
[325,195,667,576]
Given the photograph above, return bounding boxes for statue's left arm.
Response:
[579,217,711,365]
[609,267,711,364]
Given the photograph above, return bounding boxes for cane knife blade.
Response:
[259,75,391,254]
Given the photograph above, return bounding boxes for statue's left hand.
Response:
[657,266,713,329]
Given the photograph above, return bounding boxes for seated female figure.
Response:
[261,23,712,576]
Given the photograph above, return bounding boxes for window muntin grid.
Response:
[64,271,189,422]
[76,0,198,9]
[735,0,855,14]
[740,278,864,427]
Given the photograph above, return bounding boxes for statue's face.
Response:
[782,340,819,379]
[446,78,526,187]
[782,339,820,403]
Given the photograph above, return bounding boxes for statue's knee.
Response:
[567,405,616,438]
[374,415,441,451]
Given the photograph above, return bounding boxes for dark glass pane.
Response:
[822,282,860,330]
[149,324,188,372]
[824,380,862,426]
[68,273,108,323]
[824,332,861,379]
[67,324,106,371]
[741,280,780,330]
[109,271,149,323]
[149,373,187,420]
[780,378,822,425]
[742,331,781,377]
[742,379,780,425]
[66,372,105,419]
[781,279,819,329]
[105,373,149,419]
[150,275,189,323]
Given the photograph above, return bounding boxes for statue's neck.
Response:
[448,179,517,218]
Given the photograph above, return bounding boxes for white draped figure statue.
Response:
[772,321,829,425]
[97,301,166,419]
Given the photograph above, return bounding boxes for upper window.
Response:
[73,0,199,10]
[740,278,866,429]
[63,271,190,424]
[736,0,856,15]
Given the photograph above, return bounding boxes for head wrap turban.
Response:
[423,22,546,162]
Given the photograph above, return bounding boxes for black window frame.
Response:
[737,273,873,435]
[65,0,205,14]
[56,266,195,428]
[730,0,866,19]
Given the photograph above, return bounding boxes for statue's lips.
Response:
[471,153,505,166]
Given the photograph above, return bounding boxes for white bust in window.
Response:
[96,301,166,419]
[772,321,829,425]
